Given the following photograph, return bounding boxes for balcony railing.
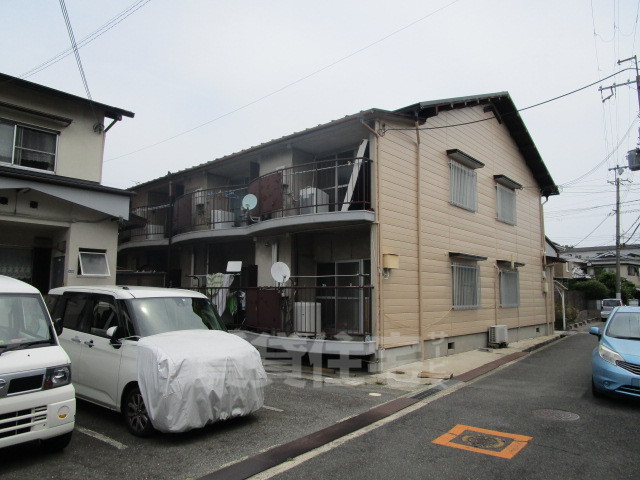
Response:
[124,158,372,240]
[191,285,373,340]
[121,204,171,242]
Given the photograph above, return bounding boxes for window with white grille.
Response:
[449,161,477,212]
[499,268,520,307]
[496,183,516,225]
[452,262,480,309]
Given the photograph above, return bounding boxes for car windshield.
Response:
[606,311,640,340]
[127,297,226,337]
[603,299,622,307]
[0,294,53,346]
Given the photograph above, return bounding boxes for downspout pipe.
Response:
[415,120,424,361]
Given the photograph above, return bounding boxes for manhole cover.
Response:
[532,409,580,421]
[459,434,506,449]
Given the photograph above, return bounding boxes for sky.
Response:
[2,0,639,248]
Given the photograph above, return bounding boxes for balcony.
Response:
[120,204,170,245]
[190,285,375,355]
[121,158,373,246]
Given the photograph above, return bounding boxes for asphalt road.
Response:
[5,329,638,479]
[1,369,400,480]
[272,331,640,480]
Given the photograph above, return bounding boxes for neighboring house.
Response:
[561,244,640,288]
[561,244,640,261]
[0,73,134,292]
[581,251,640,289]
[118,92,559,370]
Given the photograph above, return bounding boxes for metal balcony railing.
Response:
[122,204,171,242]
[191,285,373,340]
[134,158,372,237]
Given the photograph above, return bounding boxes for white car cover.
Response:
[136,330,267,433]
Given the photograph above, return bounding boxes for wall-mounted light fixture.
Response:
[382,253,399,279]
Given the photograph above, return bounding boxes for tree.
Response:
[571,279,609,300]
[595,271,638,303]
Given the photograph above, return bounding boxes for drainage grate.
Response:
[410,380,460,401]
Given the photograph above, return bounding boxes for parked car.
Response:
[590,306,640,399]
[46,285,267,436]
[600,298,623,319]
[0,276,75,451]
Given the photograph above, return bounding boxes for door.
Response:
[316,260,369,334]
[57,293,124,408]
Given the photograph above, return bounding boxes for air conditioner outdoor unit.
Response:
[294,301,321,336]
[299,187,329,214]
[488,325,508,346]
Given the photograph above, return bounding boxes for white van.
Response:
[46,285,267,437]
[0,276,75,451]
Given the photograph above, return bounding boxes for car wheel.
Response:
[124,386,155,437]
[41,431,72,452]
[592,378,604,398]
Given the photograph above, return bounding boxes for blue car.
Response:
[590,306,640,399]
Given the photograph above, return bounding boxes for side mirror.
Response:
[106,326,121,347]
[589,326,601,338]
[54,317,63,336]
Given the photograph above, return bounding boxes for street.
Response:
[270,331,639,479]
[3,330,638,479]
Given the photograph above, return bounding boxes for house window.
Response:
[78,250,110,277]
[496,184,516,225]
[449,161,478,212]
[0,119,57,172]
[499,268,520,307]
[494,175,521,225]
[452,262,480,309]
[627,265,638,276]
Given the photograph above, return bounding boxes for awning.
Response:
[0,176,130,219]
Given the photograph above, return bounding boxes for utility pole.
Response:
[600,56,640,301]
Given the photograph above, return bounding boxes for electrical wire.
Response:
[572,213,614,247]
[106,0,464,162]
[59,0,91,100]
[20,0,152,81]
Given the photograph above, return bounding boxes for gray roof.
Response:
[0,72,134,120]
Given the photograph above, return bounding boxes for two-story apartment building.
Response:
[118,92,559,370]
[0,73,134,292]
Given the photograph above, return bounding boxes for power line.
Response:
[19,0,152,81]
[572,213,614,247]
[106,0,464,162]
[59,0,93,102]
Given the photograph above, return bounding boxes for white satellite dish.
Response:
[271,262,291,283]
[242,194,258,211]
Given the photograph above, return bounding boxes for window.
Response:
[452,262,480,309]
[628,265,639,276]
[496,184,516,225]
[0,119,57,172]
[449,161,478,212]
[78,250,110,277]
[499,268,520,308]
[494,175,522,225]
[447,149,484,213]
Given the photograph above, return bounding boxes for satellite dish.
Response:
[271,262,291,283]
[242,194,258,211]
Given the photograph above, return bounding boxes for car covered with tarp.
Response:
[46,285,267,436]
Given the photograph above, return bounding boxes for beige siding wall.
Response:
[377,106,548,349]
[2,83,107,183]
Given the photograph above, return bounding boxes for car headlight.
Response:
[43,365,71,389]
[598,344,624,366]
